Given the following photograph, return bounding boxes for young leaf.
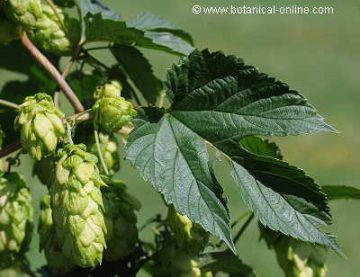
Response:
[322,185,360,201]
[126,108,235,252]
[168,50,336,143]
[199,250,256,276]
[111,45,162,104]
[76,0,193,55]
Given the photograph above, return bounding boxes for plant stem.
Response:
[20,33,84,112]
[94,129,109,175]
[233,213,255,244]
[0,99,20,110]
[0,142,22,159]
[66,123,74,144]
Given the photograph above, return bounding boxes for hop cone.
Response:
[0,172,33,268]
[154,239,201,277]
[88,133,120,175]
[3,0,42,28]
[38,195,75,274]
[0,11,23,44]
[102,180,140,261]
[27,4,80,55]
[15,93,65,161]
[92,81,137,133]
[167,206,209,255]
[260,225,327,277]
[50,143,107,268]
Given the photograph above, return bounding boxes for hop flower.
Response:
[50,143,107,268]
[27,4,80,55]
[167,206,209,255]
[3,0,42,28]
[88,133,120,175]
[0,12,23,45]
[102,180,140,261]
[15,93,65,161]
[92,81,137,133]
[38,195,75,274]
[154,239,202,277]
[0,172,33,268]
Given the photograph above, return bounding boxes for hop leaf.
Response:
[38,195,75,274]
[0,172,33,268]
[50,143,107,268]
[0,12,23,45]
[3,0,42,27]
[167,206,209,255]
[102,180,140,261]
[92,81,137,133]
[15,93,65,161]
[27,4,80,55]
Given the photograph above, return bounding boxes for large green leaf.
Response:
[322,185,360,201]
[126,49,339,253]
[111,45,162,104]
[76,0,193,55]
[126,108,234,252]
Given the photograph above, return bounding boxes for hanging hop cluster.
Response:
[27,3,80,55]
[91,81,137,133]
[38,194,75,274]
[15,93,65,161]
[0,172,33,268]
[1,0,80,55]
[102,180,141,261]
[88,132,120,175]
[50,143,107,268]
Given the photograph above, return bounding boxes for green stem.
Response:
[0,99,20,109]
[233,213,254,244]
[94,129,109,175]
[66,123,74,144]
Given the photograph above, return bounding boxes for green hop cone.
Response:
[0,11,23,44]
[51,143,107,268]
[260,225,328,277]
[0,172,33,268]
[38,195,75,274]
[14,93,65,161]
[167,206,209,255]
[91,81,137,133]
[102,180,141,261]
[154,239,201,277]
[27,4,80,55]
[88,133,120,175]
[3,0,42,28]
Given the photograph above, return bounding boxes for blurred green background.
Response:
[1,0,360,276]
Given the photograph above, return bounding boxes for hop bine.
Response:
[14,93,65,161]
[50,143,107,268]
[27,3,80,55]
[91,81,137,133]
[0,172,33,268]
[102,180,141,261]
[38,194,75,274]
[3,0,42,28]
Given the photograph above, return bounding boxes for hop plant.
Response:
[0,11,23,45]
[38,194,75,274]
[0,172,33,268]
[91,81,137,133]
[88,133,120,175]
[167,206,209,255]
[14,93,65,161]
[27,3,80,55]
[102,180,141,261]
[50,143,107,268]
[3,0,42,28]
[154,239,202,277]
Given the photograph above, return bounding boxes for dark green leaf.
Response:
[111,45,162,104]
[240,136,282,159]
[126,108,235,252]
[199,250,256,276]
[322,185,360,201]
